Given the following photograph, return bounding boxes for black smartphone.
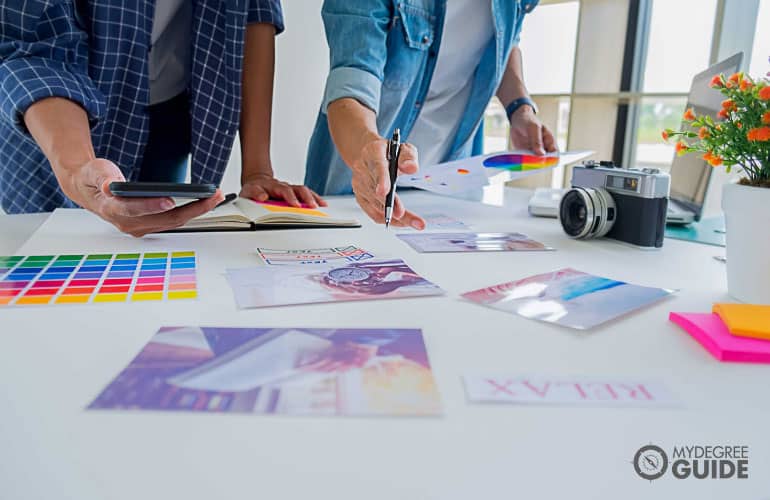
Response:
[109,182,217,199]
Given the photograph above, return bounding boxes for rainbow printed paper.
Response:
[0,251,197,307]
[482,153,559,171]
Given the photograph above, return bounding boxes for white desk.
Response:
[1,189,767,500]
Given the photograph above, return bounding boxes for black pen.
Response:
[384,128,401,228]
[216,192,237,209]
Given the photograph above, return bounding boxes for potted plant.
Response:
[663,62,770,303]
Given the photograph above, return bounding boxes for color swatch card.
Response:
[225,259,444,309]
[399,150,593,196]
[89,326,442,416]
[463,375,679,408]
[397,232,553,253]
[0,252,197,306]
[669,312,770,363]
[257,245,375,266]
[462,268,673,330]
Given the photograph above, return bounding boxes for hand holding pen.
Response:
[346,129,425,229]
[384,129,401,227]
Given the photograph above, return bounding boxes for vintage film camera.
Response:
[558,160,670,248]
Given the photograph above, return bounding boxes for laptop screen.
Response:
[669,53,743,219]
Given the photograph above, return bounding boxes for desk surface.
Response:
[1,189,767,500]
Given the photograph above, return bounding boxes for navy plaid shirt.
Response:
[0,0,283,214]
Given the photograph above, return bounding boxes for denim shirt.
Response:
[305,0,538,196]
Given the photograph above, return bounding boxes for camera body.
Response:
[559,160,670,248]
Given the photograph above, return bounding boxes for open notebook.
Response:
[170,198,361,232]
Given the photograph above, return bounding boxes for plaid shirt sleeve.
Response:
[247,0,285,33]
[0,0,106,137]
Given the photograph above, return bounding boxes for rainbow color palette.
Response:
[482,153,559,171]
[0,252,197,307]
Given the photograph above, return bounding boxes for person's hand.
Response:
[509,105,557,155]
[350,134,425,229]
[240,173,326,208]
[56,158,225,237]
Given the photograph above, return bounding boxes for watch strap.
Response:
[505,97,538,119]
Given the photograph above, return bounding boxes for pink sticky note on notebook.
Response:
[669,312,770,363]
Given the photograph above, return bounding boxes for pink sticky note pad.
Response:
[669,312,770,363]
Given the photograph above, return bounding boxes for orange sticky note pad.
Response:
[257,201,327,217]
[713,303,770,340]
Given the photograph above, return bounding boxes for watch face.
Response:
[327,267,371,284]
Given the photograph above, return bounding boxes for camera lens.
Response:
[559,187,616,239]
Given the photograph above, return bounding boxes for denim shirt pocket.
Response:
[382,2,435,91]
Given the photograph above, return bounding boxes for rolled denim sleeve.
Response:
[320,0,391,115]
[513,0,539,45]
[0,0,105,136]
[247,0,285,34]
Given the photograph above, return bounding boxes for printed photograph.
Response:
[462,268,673,329]
[397,232,553,253]
[89,327,442,416]
[225,259,444,309]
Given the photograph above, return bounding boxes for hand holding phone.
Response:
[108,181,218,199]
[63,159,224,237]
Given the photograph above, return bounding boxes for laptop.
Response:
[665,52,743,225]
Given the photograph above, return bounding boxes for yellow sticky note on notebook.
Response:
[713,303,770,340]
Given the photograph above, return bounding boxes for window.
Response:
[631,0,718,170]
[482,1,579,154]
[479,0,765,187]
[641,0,718,93]
[748,0,770,79]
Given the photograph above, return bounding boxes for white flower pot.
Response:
[722,182,770,304]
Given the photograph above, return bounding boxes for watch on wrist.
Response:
[505,97,538,120]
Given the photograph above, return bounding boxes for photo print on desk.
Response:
[225,259,444,309]
[88,326,442,416]
[397,232,553,253]
[462,268,674,330]
[0,252,197,306]
[257,245,375,266]
[396,213,470,231]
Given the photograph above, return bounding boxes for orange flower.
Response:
[736,122,743,129]
[740,79,752,91]
[728,72,742,85]
[698,127,709,139]
[763,111,770,125]
[759,86,770,101]
[708,155,723,167]
[721,99,735,110]
[703,151,713,162]
[710,75,723,88]
[747,126,770,142]
[675,141,688,156]
[661,130,670,142]
[683,108,696,121]
[717,108,728,119]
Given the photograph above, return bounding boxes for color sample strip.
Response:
[10,255,55,305]
[53,254,92,304]
[1,251,197,307]
[482,154,559,171]
[166,251,198,300]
